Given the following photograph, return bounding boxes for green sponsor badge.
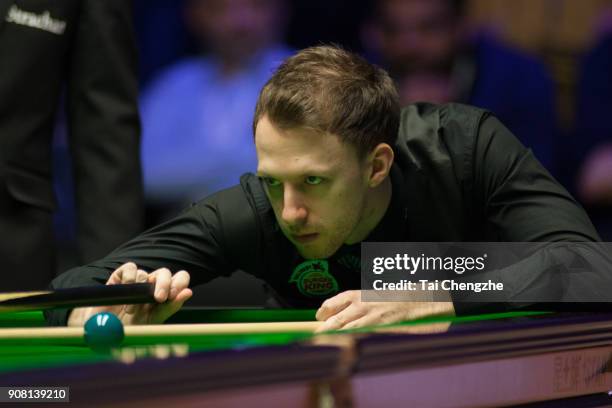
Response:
[289,260,339,296]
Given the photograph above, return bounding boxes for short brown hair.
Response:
[253,45,400,158]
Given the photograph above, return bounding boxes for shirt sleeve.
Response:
[452,115,604,314]
[45,183,261,325]
[474,114,599,242]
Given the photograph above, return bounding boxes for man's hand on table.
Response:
[67,262,192,326]
[315,290,455,332]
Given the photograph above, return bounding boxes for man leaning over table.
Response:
[47,46,600,330]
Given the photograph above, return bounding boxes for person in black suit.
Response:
[0,0,144,291]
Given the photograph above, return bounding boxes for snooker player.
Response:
[48,46,600,329]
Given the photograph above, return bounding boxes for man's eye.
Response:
[305,176,323,185]
[264,177,281,187]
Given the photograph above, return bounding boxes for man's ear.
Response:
[367,143,394,187]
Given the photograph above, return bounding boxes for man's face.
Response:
[374,0,460,75]
[188,0,282,61]
[255,116,371,259]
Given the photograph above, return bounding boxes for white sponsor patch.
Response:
[5,4,66,35]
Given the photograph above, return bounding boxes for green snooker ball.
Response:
[84,312,125,352]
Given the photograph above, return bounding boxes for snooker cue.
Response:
[0,321,323,340]
[0,283,156,313]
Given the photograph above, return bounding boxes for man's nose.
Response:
[281,186,308,227]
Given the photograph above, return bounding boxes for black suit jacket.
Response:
[0,0,144,290]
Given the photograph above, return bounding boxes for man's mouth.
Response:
[292,233,319,244]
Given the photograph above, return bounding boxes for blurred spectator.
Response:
[132,0,371,88]
[363,0,558,172]
[0,1,144,291]
[571,32,612,239]
[140,0,292,215]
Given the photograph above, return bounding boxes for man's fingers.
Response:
[99,265,191,325]
[121,270,149,314]
[81,262,138,323]
[149,268,172,302]
[316,291,355,321]
[118,262,138,284]
[150,288,193,323]
[340,314,378,331]
[136,270,149,283]
[106,274,122,285]
[175,288,193,304]
[149,271,191,323]
[169,270,190,300]
[107,262,138,285]
[316,304,367,332]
